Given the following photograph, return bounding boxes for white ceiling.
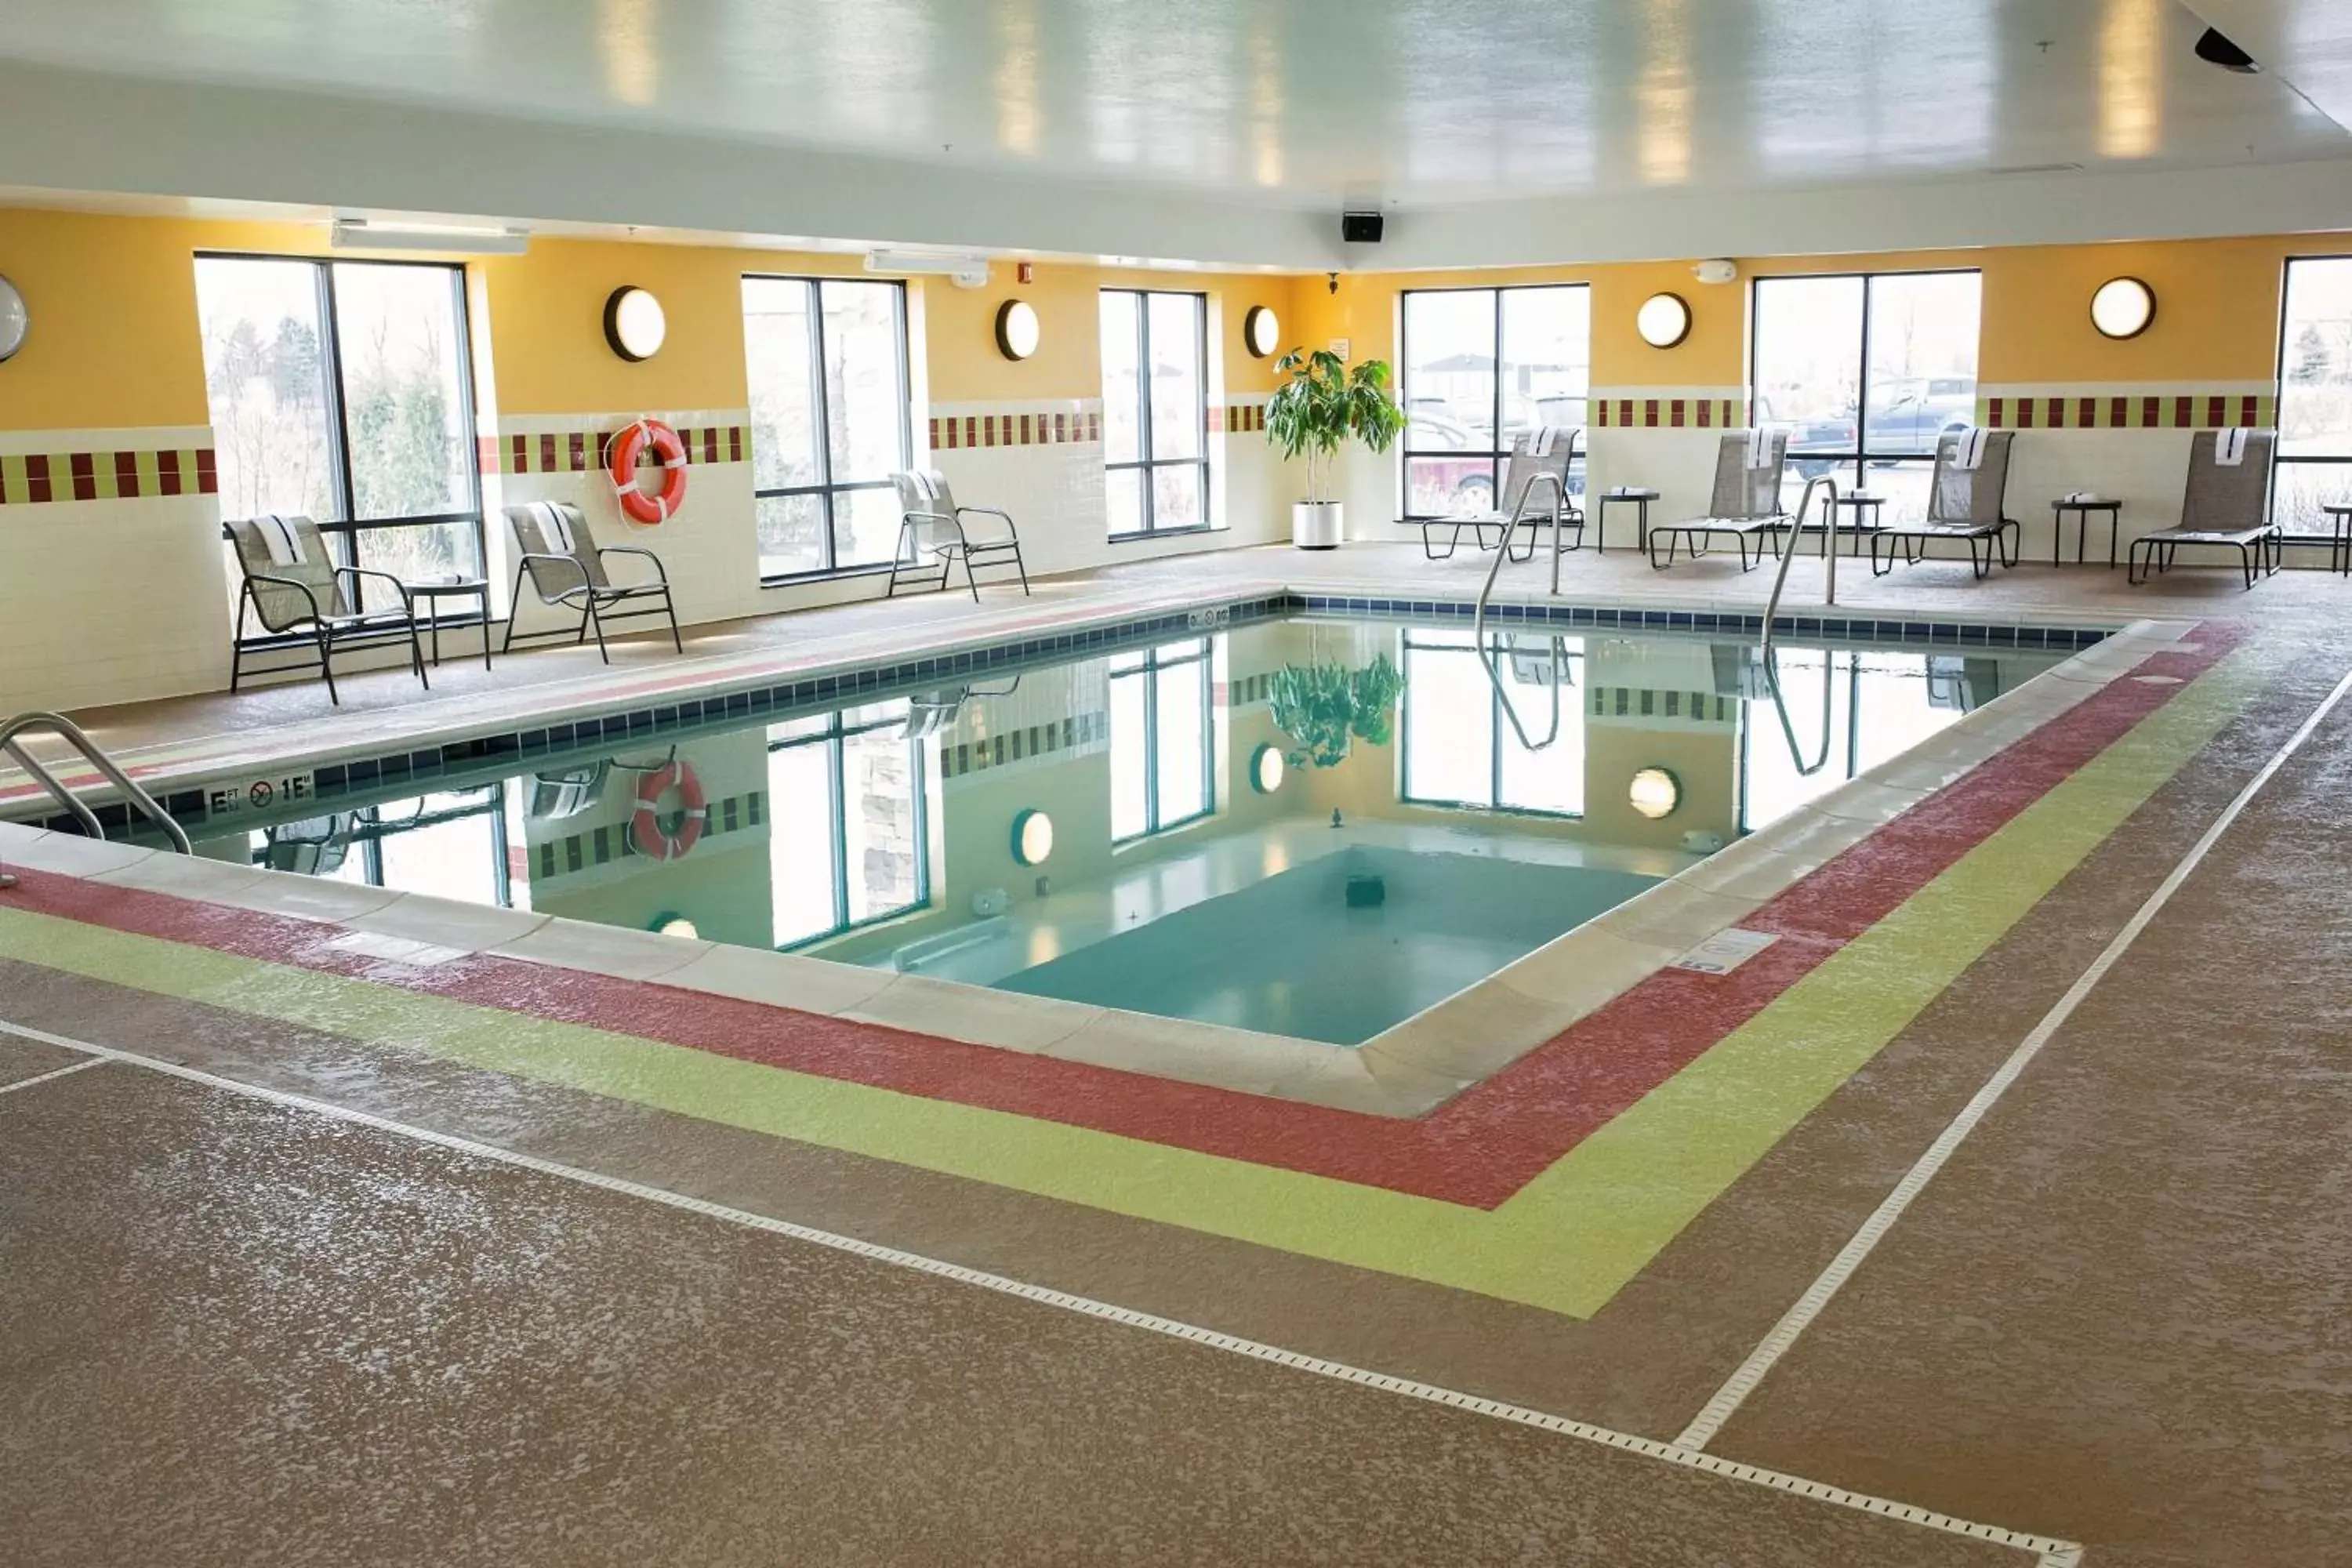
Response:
[1,1,2350,267]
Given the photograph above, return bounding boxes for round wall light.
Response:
[996,299,1041,361]
[1244,304,1280,358]
[0,276,26,363]
[1635,292,1692,350]
[650,912,699,940]
[1628,767,1682,820]
[1250,742,1287,793]
[1011,808,1055,866]
[2089,277,2155,341]
[604,285,667,361]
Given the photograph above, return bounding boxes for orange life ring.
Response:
[608,417,688,524]
[631,759,707,862]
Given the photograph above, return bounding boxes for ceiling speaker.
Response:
[1341,212,1384,245]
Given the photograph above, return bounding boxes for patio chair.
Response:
[1646,430,1791,571]
[2126,428,2281,590]
[888,470,1032,600]
[1867,427,2021,580]
[223,514,429,705]
[1418,427,1584,561]
[502,501,683,662]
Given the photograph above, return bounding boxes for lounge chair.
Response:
[223,514,429,705]
[888,470,1032,600]
[1418,427,1584,561]
[502,501,683,662]
[1867,428,2020,580]
[1646,431,1791,571]
[2127,428,2281,590]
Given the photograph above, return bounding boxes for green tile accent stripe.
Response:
[940,713,1106,779]
[481,426,748,477]
[0,650,2259,1320]
[0,447,216,506]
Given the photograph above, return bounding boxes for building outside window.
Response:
[1101,289,1210,538]
[768,706,930,947]
[743,276,913,581]
[2276,256,2352,534]
[1399,630,1585,816]
[194,254,482,614]
[1109,638,1214,840]
[1749,270,1981,519]
[1398,285,1590,519]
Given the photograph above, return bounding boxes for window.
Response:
[195,255,483,613]
[1750,270,1980,520]
[1101,289,1209,537]
[768,706,930,946]
[1400,630,1586,816]
[742,276,913,580]
[2276,256,2352,532]
[1399,285,1590,519]
[1109,639,1214,840]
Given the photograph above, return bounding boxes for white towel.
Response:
[1949,426,1991,472]
[253,514,306,567]
[1530,426,1555,458]
[907,470,936,501]
[535,501,576,555]
[1744,428,1773,470]
[2216,427,2251,466]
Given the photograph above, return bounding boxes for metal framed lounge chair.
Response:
[223,514,429,705]
[1646,431,1791,571]
[1867,428,2020,580]
[1417,427,1584,562]
[502,501,683,662]
[2127,428,2281,590]
[888,470,1032,600]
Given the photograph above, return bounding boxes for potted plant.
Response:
[1268,653,1403,768]
[1264,347,1406,550]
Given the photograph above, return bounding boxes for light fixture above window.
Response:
[604,285,667,361]
[329,216,531,255]
[1250,743,1287,793]
[1011,808,1055,866]
[1244,304,1280,358]
[2089,276,2155,340]
[1628,767,1682,820]
[996,299,1041,361]
[1636,292,1691,349]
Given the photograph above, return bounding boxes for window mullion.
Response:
[1136,294,1156,532]
[315,263,359,572]
[828,734,851,931]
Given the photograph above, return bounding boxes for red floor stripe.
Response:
[8,625,2238,1207]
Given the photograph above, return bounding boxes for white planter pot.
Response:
[1292,500,1344,550]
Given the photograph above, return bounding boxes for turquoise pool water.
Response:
[180,615,2066,1044]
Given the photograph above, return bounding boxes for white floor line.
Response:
[0,1054,105,1098]
[0,1016,2077,1564]
[1678,666,2352,1459]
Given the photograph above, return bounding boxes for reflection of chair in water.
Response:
[259,813,361,876]
[902,678,1021,739]
[528,762,612,822]
[1646,431,1792,571]
[1504,633,1576,688]
[1926,655,2005,713]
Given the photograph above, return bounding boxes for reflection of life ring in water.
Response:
[608,417,688,524]
[632,759,707,862]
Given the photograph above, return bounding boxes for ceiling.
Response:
[0,1,2350,267]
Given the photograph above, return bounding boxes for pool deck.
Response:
[5,542,2351,1565]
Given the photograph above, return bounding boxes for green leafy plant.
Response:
[1264,349,1408,505]
[1269,654,1404,768]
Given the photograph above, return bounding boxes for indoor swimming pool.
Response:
[143,613,2069,1044]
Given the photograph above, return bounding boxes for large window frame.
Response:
[1399,629,1587,818]
[768,709,932,949]
[1102,289,1212,540]
[743,274,915,584]
[2274,254,2352,539]
[1109,638,1216,842]
[196,251,486,621]
[1748,268,1982,510]
[1396,283,1591,522]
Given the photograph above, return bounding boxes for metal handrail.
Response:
[1762,644,1835,777]
[0,712,192,887]
[1479,632,1570,753]
[1468,427,1584,652]
[1762,474,1840,658]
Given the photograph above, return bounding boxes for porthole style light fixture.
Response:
[1628,767,1682,820]
[1244,304,1281,358]
[0,275,27,362]
[651,913,699,939]
[2090,277,2155,341]
[1011,808,1055,866]
[1250,743,1287,793]
[996,299,1042,361]
[604,285,667,361]
[1636,292,1692,350]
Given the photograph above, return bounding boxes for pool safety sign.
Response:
[205,770,314,818]
[1670,927,1780,975]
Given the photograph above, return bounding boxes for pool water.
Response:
[188,616,2067,1044]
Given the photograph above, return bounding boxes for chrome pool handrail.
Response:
[0,711,191,890]
[1468,427,1584,651]
[1762,473,1839,659]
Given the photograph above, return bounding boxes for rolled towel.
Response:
[534,500,577,555]
[252,514,307,567]
[1530,426,1555,458]
[2216,427,2250,466]
[1949,426,1991,471]
[1744,427,1772,470]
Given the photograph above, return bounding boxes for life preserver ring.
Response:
[631,759,707,862]
[609,417,688,524]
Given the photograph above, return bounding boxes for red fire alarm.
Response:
[1017,261,1035,285]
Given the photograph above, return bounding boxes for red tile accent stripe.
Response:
[0,445,216,506]
[481,424,751,476]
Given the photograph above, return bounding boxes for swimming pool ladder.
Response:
[0,710,191,888]
[1760,474,1839,659]
[1468,430,1584,655]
